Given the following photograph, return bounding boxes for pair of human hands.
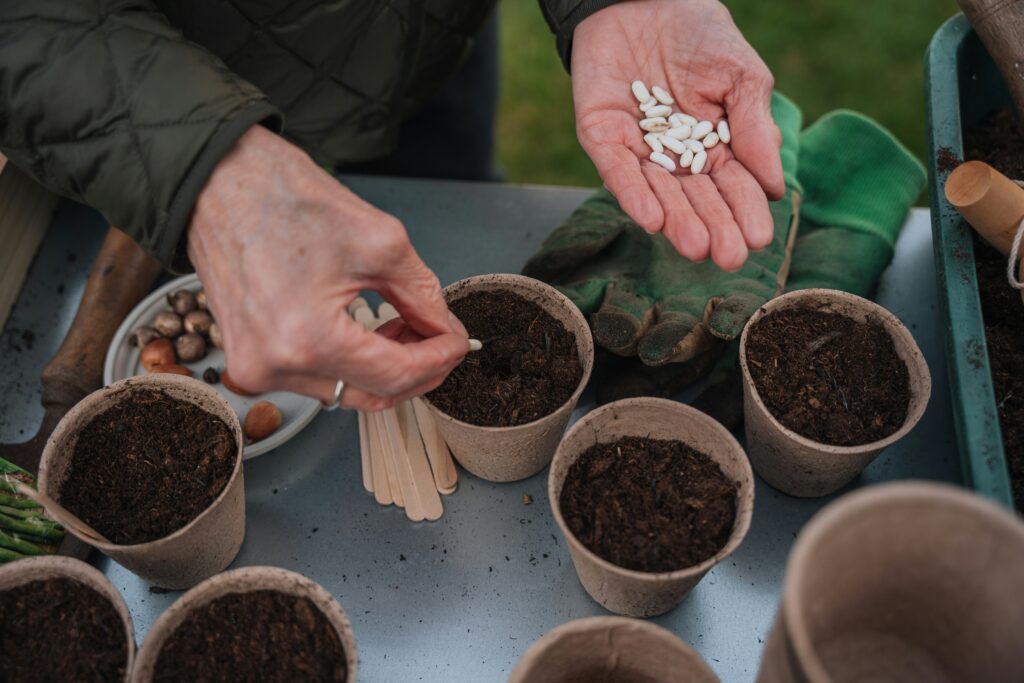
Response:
[187,0,781,410]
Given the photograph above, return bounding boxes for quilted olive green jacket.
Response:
[0,0,617,267]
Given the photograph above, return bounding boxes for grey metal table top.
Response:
[0,177,959,683]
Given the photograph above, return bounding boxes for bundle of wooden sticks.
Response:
[348,299,459,522]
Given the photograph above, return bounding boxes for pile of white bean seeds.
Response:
[631,80,730,175]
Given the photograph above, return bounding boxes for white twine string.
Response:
[1010,217,1024,303]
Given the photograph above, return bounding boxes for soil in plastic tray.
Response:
[965,108,1024,512]
[59,389,236,545]
[427,290,582,426]
[0,578,127,683]
[559,436,737,573]
[745,308,910,446]
[153,590,347,682]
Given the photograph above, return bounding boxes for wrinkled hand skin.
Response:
[187,126,469,411]
[572,0,784,271]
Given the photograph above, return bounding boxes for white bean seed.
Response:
[679,149,694,168]
[660,135,687,155]
[676,113,698,127]
[650,151,676,173]
[683,138,704,153]
[665,125,692,140]
[702,132,720,149]
[639,97,658,113]
[691,150,708,174]
[651,85,674,105]
[640,117,671,132]
[644,133,664,154]
[645,104,672,118]
[631,81,651,103]
[690,120,714,140]
[717,120,731,143]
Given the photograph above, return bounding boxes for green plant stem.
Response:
[0,546,27,563]
[0,529,49,556]
[0,492,40,510]
[0,505,45,520]
[0,511,64,543]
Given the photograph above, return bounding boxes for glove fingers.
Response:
[707,292,767,340]
[556,277,612,315]
[590,284,654,355]
[636,296,714,366]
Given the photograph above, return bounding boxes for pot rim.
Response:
[509,616,717,682]
[548,397,754,583]
[133,565,358,683]
[738,288,932,455]
[782,480,1024,682]
[0,555,136,681]
[420,273,595,433]
[38,373,244,551]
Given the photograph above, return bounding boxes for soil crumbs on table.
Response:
[428,290,582,426]
[153,590,347,683]
[965,108,1024,512]
[0,578,126,683]
[746,308,910,446]
[560,436,737,573]
[60,388,236,545]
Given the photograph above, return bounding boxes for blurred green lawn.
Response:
[498,0,959,187]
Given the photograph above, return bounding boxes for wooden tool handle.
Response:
[945,160,1024,254]
[958,0,1024,117]
[40,227,162,411]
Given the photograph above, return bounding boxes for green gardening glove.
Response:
[523,92,803,367]
[692,110,928,429]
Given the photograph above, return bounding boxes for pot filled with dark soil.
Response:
[133,566,357,682]
[0,555,135,682]
[38,374,245,589]
[757,481,1024,683]
[509,616,719,683]
[549,397,754,617]
[423,274,594,482]
[739,288,931,498]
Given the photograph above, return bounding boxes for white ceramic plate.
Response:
[104,274,321,459]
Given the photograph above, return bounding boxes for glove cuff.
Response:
[797,110,925,249]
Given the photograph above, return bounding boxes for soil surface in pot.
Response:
[559,436,737,573]
[0,578,127,682]
[427,290,582,426]
[59,388,236,545]
[964,108,1024,512]
[746,308,910,446]
[153,590,347,682]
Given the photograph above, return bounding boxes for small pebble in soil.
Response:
[153,591,347,683]
[0,578,127,682]
[560,436,737,573]
[427,290,582,427]
[746,308,910,446]
[202,366,220,384]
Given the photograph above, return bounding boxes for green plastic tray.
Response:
[925,13,1015,509]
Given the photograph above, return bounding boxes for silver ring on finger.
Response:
[321,379,346,411]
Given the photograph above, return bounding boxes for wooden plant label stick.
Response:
[357,411,373,494]
[380,408,423,521]
[412,397,458,491]
[370,412,403,508]
[396,401,444,520]
[378,302,400,322]
[365,411,393,506]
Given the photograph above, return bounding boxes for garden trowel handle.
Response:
[958,0,1024,119]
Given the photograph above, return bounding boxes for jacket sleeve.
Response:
[538,0,624,70]
[0,1,282,270]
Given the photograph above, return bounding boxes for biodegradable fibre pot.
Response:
[0,555,136,681]
[38,374,245,589]
[422,274,594,482]
[549,397,754,617]
[132,565,358,682]
[508,616,719,683]
[757,481,1024,683]
[739,289,931,498]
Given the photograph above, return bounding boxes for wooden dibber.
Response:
[945,160,1024,276]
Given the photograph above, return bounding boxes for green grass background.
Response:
[498,0,959,187]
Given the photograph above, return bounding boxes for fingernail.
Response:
[448,311,468,337]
